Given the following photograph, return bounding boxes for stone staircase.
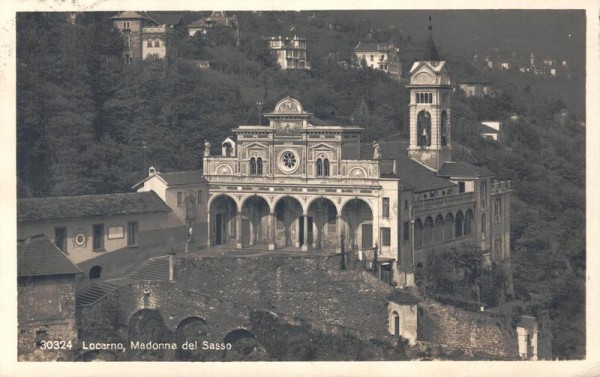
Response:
[76,256,170,306]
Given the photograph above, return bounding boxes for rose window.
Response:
[282,152,296,169]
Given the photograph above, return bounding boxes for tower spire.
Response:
[424,16,440,61]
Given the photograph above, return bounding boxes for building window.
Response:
[316,158,323,176]
[323,159,330,176]
[403,221,410,240]
[177,191,183,206]
[123,21,130,28]
[127,221,138,246]
[414,218,423,248]
[494,197,503,223]
[381,227,391,247]
[93,224,104,251]
[404,200,408,210]
[154,39,160,47]
[441,110,448,146]
[89,265,102,279]
[147,39,152,47]
[257,158,263,175]
[382,198,390,218]
[370,55,374,61]
[54,227,67,253]
[459,182,465,193]
[250,157,257,175]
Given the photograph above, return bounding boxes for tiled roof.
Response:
[18,235,83,277]
[18,191,171,223]
[438,161,494,179]
[387,290,419,305]
[111,11,145,19]
[354,42,395,52]
[187,19,208,28]
[146,12,185,26]
[157,170,205,186]
[363,139,455,192]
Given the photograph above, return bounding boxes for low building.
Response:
[459,81,491,98]
[354,42,402,78]
[18,192,172,277]
[18,235,83,361]
[480,121,502,141]
[387,290,419,345]
[266,35,310,70]
[516,313,552,360]
[187,11,239,38]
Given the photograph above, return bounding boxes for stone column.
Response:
[336,215,343,253]
[268,212,276,251]
[302,214,308,252]
[236,211,242,249]
[206,211,211,248]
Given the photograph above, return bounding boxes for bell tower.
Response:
[407,17,453,171]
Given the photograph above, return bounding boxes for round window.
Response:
[278,150,300,173]
[75,233,86,246]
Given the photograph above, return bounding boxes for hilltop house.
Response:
[266,35,310,70]
[354,41,402,79]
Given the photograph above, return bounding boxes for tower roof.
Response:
[423,17,440,61]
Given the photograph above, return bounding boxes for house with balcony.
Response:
[266,35,310,70]
[354,41,402,79]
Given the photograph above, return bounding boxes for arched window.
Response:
[428,93,433,103]
[316,158,323,177]
[481,213,486,240]
[434,214,444,242]
[414,218,423,248]
[415,93,420,104]
[154,39,160,47]
[256,158,263,175]
[249,157,256,175]
[444,213,454,241]
[417,111,432,147]
[455,211,464,238]
[423,217,433,245]
[323,159,330,176]
[89,265,102,280]
[465,210,473,235]
[441,110,448,146]
[392,311,400,336]
[480,181,487,210]
[147,39,152,47]
[223,142,233,157]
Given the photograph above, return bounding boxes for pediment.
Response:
[309,142,336,151]
[244,142,269,150]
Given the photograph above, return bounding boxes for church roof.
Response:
[387,290,419,305]
[157,170,206,186]
[362,140,455,192]
[18,192,171,223]
[424,31,440,61]
[18,235,83,277]
[438,161,494,179]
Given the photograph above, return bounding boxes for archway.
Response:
[434,214,444,243]
[128,309,171,360]
[423,216,434,245]
[222,329,267,361]
[175,317,207,361]
[307,198,337,250]
[465,209,474,236]
[341,199,373,251]
[414,218,423,248]
[89,265,102,280]
[209,195,238,246]
[444,213,454,241]
[274,197,303,248]
[455,211,464,238]
[417,111,432,147]
[241,196,270,247]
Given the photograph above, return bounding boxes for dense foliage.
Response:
[17,11,585,359]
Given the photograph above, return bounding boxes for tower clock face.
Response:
[278,149,300,174]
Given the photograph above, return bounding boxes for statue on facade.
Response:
[372,141,381,159]
[204,140,211,156]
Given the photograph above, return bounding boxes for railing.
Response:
[413,192,475,213]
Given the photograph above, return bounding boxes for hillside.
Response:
[16,11,585,359]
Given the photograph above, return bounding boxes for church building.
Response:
[198,22,511,286]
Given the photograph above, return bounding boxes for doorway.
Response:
[215,214,223,245]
